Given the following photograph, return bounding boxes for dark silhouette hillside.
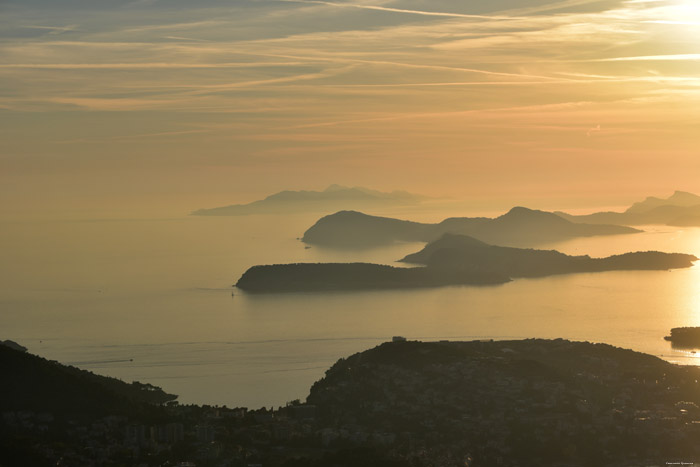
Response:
[304,339,700,465]
[0,344,176,419]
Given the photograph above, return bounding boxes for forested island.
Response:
[7,339,700,466]
[235,262,509,292]
[235,234,697,292]
[301,207,639,248]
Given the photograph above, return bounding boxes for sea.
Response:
[2,205,700,409]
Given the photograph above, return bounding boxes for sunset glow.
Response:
[0,0,698,217]
[5,2,700,464]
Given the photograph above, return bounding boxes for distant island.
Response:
[9,338,700,466]
[557,190,700,226]
[192,184,425,216]
[302,207,639,248]
[235,234,696,292]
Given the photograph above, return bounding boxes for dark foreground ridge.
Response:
[304,339,700,466]
[235,234,696,292]
[301,207,639,248]
[0,344,176,418]
[7,339,700,466]
[0,343,177,465]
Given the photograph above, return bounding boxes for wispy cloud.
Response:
[0,62,310,70]
[2,0,699,186]
[495,0,617,15]
[279,0,516,20]
[123,20,226,33]
[21,25,78,34]
[594,54,700,61]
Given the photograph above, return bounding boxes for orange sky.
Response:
[1,0,699,217]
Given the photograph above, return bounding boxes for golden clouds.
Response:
[0,0,698,211]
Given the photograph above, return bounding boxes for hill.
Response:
[557,190,700,226]
[304,339,700,466]
[302,207,638,248]
[0,343,176,419]
[400,233,697,276]
[192,185,425,216]
[8,339,700,466]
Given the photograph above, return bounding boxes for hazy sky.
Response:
[2,0,699,216]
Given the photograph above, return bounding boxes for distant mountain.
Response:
[235,235,695,292]
[192,185,425,216]
[0,344,176,419]
[557,191,700,226]
[302,207,639,248]
[401,233,697,276]
[627,190,700,213]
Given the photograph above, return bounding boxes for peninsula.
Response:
[302,207,639,248]
[235,234,696,292]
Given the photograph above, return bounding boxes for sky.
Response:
[1,0,699,217]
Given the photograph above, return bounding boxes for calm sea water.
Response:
[2,209,700,408]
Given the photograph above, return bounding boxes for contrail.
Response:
[279,0,517,20]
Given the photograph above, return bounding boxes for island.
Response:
[400,233,698,277]
[302,207,639,248]
[235,234,697,292]
[235,262,510,292]
[192,184,425,216]
[665,327,700,347]
[556,190,700,226]
[8,339,700,466]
